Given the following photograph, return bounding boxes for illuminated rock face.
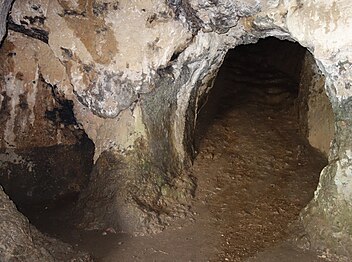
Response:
[0,0,351,257]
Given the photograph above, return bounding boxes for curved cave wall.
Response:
[0,0,351,259]
[194,37,334,159]
[298,51,335,156]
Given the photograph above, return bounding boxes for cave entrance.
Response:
[191,37,334,259]
[0,72,95,229]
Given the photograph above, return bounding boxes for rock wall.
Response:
[297,52,335,156]
[0,0,13,43]
[0,3,92,261]
[9,0,192,161]
[0,31,94,205]
[0,32,78,149]
[0,0,351,258]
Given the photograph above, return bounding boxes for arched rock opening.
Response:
[194,37,334,159]
[189,37,335,258]
[173,31,351,257]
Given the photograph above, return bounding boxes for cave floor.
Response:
[190,100,328,262]
[26,95,337,261]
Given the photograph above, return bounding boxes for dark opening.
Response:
[196,37,306,147]
[0,76,95,227]
[192,37,331,259]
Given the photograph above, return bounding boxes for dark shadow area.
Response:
[0,97,95,226]
[0,136,94,208]
[195,37,307,149]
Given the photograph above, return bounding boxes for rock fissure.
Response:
[7,17,48,44]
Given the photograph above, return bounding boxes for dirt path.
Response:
[192,99,326,261]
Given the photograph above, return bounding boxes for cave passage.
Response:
[0,37,333,261]
[192,37,330,260]
[0,92,95,228]
[31,37,331,262]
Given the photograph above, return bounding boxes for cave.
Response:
[191,37,334,260]
[194,37,334,156]
[0,1,352,262]
[0,72,95,214]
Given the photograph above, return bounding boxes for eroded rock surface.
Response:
[76,146,195,235]
[297,52,335,156]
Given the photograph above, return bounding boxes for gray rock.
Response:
[0,0,13,43]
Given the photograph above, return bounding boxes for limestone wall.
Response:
[0,2,92,261]
[0,31,94,205]
[0,32,79,149]
[0,0,351,257]
[297,52,335,156]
